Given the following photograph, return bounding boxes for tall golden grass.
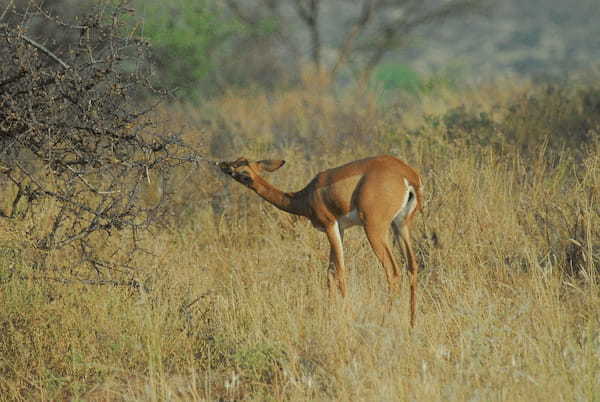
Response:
[1,75,599,401]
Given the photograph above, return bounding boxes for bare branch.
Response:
[0,0,13,21]
[331,0,375,76]
[224,0,258,25]
[12,271,151,292]
[361,0,484,81]
[293,0,321,68]
[21,33,70,69]
[293,0,311,23]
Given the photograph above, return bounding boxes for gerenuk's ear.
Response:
[257,160,286,172]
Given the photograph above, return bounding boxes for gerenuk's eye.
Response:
[236,173,252,185]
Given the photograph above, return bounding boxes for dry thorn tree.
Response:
[0,0,195,277]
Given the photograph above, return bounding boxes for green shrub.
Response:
[134,0,243,98]
[373,63,422,94]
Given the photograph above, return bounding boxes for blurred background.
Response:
[18,0,600,98]
[136,0,600,96]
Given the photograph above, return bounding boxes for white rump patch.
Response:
[393,178,417,225]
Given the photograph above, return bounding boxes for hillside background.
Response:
[402,0,600,79]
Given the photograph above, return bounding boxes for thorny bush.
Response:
[0,1,191,275]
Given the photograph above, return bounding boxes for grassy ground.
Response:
[1,78,599,401]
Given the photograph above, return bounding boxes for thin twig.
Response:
[0,0,13,21]
[21,34,70,69]
[331,0,374,76]
[14,272,151,292]
[66,165,118,195]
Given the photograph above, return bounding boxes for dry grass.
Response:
[1,78,600,401]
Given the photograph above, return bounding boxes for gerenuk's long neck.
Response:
[249,175,308,217]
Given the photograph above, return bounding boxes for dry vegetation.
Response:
[2,74,600,401]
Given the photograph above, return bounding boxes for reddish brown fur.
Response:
[219,155,423,327]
